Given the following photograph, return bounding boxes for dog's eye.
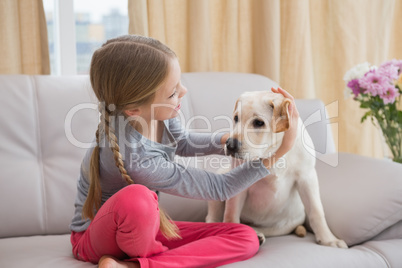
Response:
[253,119,265,128]
[234,115,239,123]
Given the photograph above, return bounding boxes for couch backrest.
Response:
[0,75,98,238]
[0,73,335,238]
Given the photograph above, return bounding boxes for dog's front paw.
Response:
[318,238,348,249]
[257,232,266,246]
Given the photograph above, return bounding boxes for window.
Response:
[43,0,128,75]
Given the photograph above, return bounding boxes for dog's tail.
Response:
[294,225,307,237]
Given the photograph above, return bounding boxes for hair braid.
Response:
[100,103,134,185]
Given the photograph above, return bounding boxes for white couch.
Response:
[0,73,401,268]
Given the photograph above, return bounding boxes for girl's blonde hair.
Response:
[82,35,180,239]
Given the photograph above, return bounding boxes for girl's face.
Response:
[149,58,188,121]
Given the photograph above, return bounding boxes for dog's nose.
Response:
[226,138,241,153]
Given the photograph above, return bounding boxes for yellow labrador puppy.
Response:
[206,89,347,248]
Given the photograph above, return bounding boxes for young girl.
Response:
[70,35,299,268]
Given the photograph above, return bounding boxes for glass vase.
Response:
[376,119,402,164]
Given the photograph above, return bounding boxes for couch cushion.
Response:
[372,220,402,241]
[316,153,402,246]
[0,75,98,238]
[362,239,402,268]
[0,233,395,268]
[0,75,45,238]
[34,76,98,235]
[220,233,388,268]
[0,235,95,268]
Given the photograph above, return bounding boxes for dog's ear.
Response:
[233,99,239,114]
[271,98,291,133]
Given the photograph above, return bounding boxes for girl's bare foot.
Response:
[98,255,140,268]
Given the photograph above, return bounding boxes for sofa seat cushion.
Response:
[0,234,95,268]
[362,239,402,268]
[221,233,390,268]
[1,233,393,268]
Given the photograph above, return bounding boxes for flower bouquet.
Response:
[344,59,402,163]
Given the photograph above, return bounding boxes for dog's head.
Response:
[225,90,292,160]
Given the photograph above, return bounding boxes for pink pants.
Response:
[71,184,259,268]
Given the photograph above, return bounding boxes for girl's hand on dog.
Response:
[273,87,299,151]
[263,87,299,169]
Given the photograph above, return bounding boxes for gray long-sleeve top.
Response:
[70,115,269,232]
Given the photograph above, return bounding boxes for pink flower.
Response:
[347,79,362,97]
[378,64,399,80]
[380,59,402,76]
[381,85,400,104]
[358,70,389,96]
